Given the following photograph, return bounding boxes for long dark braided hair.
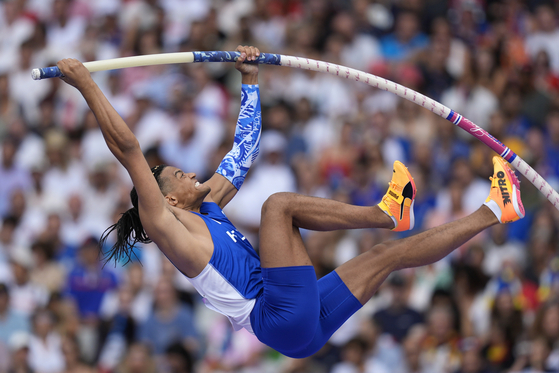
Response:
[100,164,168,265]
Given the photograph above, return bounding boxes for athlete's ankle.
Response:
[479,205,500,226]
[375,206,396,229]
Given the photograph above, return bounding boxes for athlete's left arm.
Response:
[204,46,261,208]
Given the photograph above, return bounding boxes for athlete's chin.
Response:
[199,185,211,196]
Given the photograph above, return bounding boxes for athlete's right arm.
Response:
[57,59,196,257]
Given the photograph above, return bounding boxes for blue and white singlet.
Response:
[187,202,262,332]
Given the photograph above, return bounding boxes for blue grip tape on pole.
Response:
[32,66,62,80]
[192,51,281,65]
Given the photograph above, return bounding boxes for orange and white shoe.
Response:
[484,156,525,223]
[378,161,416,231]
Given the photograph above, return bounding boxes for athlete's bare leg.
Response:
[259,156,523,304]
[335,206,498,304]
[258,192,394,268]
[259,192,496,299]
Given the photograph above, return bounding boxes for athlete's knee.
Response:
[368,242,400,270]
[368,243,393,263]
[261,192,297,216]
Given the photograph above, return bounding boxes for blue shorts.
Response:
[249,266,362,358]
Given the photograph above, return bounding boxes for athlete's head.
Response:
[157,165,211,209]
[100,164,209,265]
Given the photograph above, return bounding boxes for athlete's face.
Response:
[160,166,210,209]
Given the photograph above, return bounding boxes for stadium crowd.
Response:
[0,0,559,372]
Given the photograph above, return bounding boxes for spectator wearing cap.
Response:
[65,237,118,320]
[7,331,34,373]
[373,274,424,343]
[0,283,30,345]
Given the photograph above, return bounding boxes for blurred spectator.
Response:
[440,62,498,132]
[0,0,34,68]
[0,283,30,345]
[138,278,198,357]
[82,161,121,223]
[9,248,49,317]
[46,0,86,59]
[0,73,19,138]
[29,240,65,294]
[165,342,194,373]
[98,284,140,372]
[0,136,32,217]
[482,225,525,277]
[65,237,118,319]
[380,11,429,61]
[420,305,461,373]
[60,193,109,254]
[60,335,95,373]
[435,158,490,216]
[115,342,156,373]
[330,11,380,72]
[401,325,426,373]
[124,88,176,151]
[7,331,34,373]
[318,121,359,189]
[101,262,152,324]
[28,309,64,373]
[159,108,224,178]
[525,4,559,75]
[544,109,559,187]
[0,216,18,263]
[202,315,265,372]
[509,336,554,373]
[42,129,86,200]
[331,337,388,373]
[359,317,405,373]
[373,274,423,343]
[10,40,52,127]
[455,337,492,373]
[452,264,489,338]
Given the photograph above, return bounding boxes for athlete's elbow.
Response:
[108,138,140,159]
[118,138,140,153]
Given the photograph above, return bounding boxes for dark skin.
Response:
[57,45,260,277]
